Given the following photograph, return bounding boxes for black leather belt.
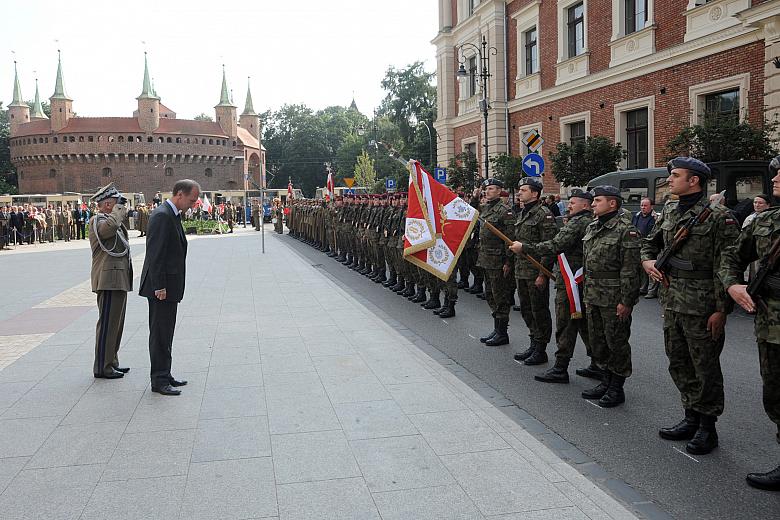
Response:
[667,268,713,280]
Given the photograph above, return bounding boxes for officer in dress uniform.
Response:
[89,184,133,379]
[580,186,641,408]
[720,156,780,491]
[642,157,740,455]
[471,178,515,347]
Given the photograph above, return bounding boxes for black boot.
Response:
[746,465,780,491]
[457,280,469,289]
[485,319,509,346]
[383,272,397,287]
[467,281,483,294]
[576,363,605,381]
[391,277,405,292]
[686,415,718,455]
[433,296,449,314]
[659,409,700,441]
[524,344,549,366]
[513,342,536,363]
[373,270,387,283]
[423,291,441,309]
[582,371,611,400]
[598,374,626,408]
[438,301,456,318]
[410,287,427,303]
[476,291,486,300]
[401,282,416,297]
[480,317,498,343]
[360,264,372,275]
[534,360,570,383]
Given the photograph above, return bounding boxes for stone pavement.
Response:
[0,228,642,519]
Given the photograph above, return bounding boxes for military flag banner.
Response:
[287,178,294,200]
[326,170,335,201]
[404,160,479,281]
[403,160,436,255]
[201,194,212,214]
[558,252,584,319]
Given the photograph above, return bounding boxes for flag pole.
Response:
[375,141,554,280]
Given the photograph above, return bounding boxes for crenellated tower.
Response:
[214,65,237,138]
[136,52,160,132]
[49,51,73,132]
[8,61,30,136]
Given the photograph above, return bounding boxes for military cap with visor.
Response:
[92,183,122,204]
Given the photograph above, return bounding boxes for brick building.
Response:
[433,0,780,193]
[7,52,265,198]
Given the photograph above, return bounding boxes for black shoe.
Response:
[576,364,605,381]
[476,292,486,300]
[152,384,181,396]
[433,298,449,314]
[524,350,548,366]
[113,366,130,373]
[467,283,483,294]
[644,291,657,299]
[598,374,626,408]
[582,372,611,400]
[438,302,456,319]
[383,275,397,288]
[391,279,405,292]
[534,363,570,383]
[411,289,427,303]
[513,345,536,363]
[374,273,387,283]
[422,294,441,309]
[485,319,509,346]
[686,416,718,454]
[480,317,499,343]
[746,465,780,491]
[512,305,521,311]
[401,284,416,297]
[659,409,700,440]
[457,281,468,289]
[169,378,188,387]
[94,368,124,379]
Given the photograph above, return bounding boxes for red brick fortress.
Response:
[7,53,265,198]
[433,0,780,193]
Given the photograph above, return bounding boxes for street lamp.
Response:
[457,35,497,178]
[418,120,434,170]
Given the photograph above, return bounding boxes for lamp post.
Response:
[418,120,434,169]
[457,35,497,178]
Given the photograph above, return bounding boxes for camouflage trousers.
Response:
[663,311,725,416]
[554,285,590,363]
[434,270,458,302]
[516,278,552,346]
[758,341,780,427]
[588,304,632,378]
[485,268,513,320]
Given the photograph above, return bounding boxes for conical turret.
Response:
[50,50,71,101]
[240,77,261,142]
[49,51,73,132]
[137,52,160,132]
[215,65,237,137]
[30,79,48,120]
[8,61,30,136]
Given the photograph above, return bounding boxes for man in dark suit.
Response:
[73,205,89,240]
[139,179,201,396]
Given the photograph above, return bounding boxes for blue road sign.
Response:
[433,167,447,184]
[385,178,396,190]
[345,188,355,194]
[522,153,545,177]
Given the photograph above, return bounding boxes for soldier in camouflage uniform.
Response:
[470,178,515,346]
[513,190,595,383]
[580,186,641,408]
[382,195,401,288]
[720,156,780,491]
[372,195,390,283]
[642,157,740,455]
[509,177,557,365]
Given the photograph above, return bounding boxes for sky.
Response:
[1,0,438,119]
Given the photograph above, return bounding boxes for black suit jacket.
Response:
[139,202,188,303]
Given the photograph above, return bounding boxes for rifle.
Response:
[654,193,723,287]
[747,233,780,313]
[373,141,554,280]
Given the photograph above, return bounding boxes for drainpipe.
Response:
[504,13,511,154]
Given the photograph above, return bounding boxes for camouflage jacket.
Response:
[582,211,641,308]
[378,207,393,245]
[396,207,407,249]
[472,197,514,270]
[524,210,593,289]
[720,206,780,342]
[641,196,739,315]
[512,201,558,280]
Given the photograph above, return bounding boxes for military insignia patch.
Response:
[725,218,737,225]
[628,231,638,237]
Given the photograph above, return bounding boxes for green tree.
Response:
[490,153,524,194]
[354,150,377,190]
[378,62,437,170]
[0,102,18,194]
[193,113,213,121]
[549,136,625,187]
[665,116,777,162]
[446,151,480,192]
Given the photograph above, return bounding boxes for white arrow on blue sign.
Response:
[522,153,545,177]
[433,167,447,184]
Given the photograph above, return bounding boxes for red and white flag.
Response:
[558,253,584,319]
[326,170,335,202]
[287,179,294,200]
[403,160,479,281]
[201,195,212,213]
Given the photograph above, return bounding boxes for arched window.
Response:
[69,136,75,143]
[158,137,164,143]
[232,140,236,147]
[208,139,214,145]
[33,138,37,144]
[175,137,181,143]
[97,136,102,142]
[88,136,94,142]
[165,167,173,176]
[79,136,84,142]
[128,136,134,142]
[102,167,111,177]
[185,137,190,144]
[204,167,213,177]
[49,169,56,178]
[45,137,48,143]
[53,137,58,143]
[137,136,142,142]
[147,136,153,142]
[166,137,172,143]
[107,136,115,143]
[118,136,124,143]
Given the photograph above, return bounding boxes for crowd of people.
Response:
[284,156,780,492]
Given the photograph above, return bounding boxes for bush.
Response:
[549,136,625,187]
[665,116,778,162]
